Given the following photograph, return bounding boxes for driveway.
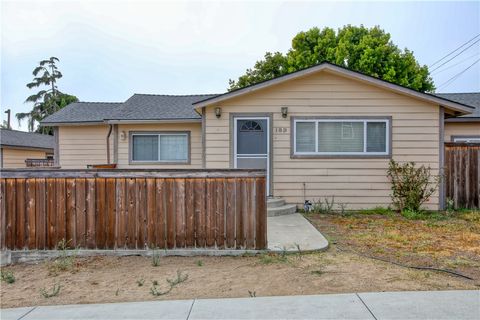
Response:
[2,290,478,320]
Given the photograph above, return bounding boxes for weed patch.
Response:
[47,239,77,276]
[1,270,15,284]
[40,283,61,298]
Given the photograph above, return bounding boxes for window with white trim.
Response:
[131,133,189,162]
[293,119,390,156]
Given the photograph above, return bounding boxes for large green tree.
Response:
[16,57,78,134]
[229,25,435,92]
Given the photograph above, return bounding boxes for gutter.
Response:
[106,124,113,164]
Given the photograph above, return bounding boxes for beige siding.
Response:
[1,147,47,168]
[58,125,112,169]
[116,123,202,169]
[444,122,480,141]
[204,70,441,210]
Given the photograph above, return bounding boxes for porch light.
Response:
[120,131,127,140]
[281,107,288,118]
[215,107,222,118]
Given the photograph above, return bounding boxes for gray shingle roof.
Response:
[41,102,123,124]
[0,129,55,150]
[40,94,219,124]
[436,93,480,118]
[106,94,218,121]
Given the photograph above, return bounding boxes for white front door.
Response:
[234,117,270,195]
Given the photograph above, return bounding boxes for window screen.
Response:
[132,135,158,161]
[294,119,389,155]
[132,133,188,162]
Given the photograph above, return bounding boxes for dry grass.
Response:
[305,210,480,280]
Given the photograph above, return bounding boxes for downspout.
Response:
[106,124,113,164]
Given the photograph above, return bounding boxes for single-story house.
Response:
[41,62,477,210]
[0,129,55,168]
[436,93,480,143]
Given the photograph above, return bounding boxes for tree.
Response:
[229,25,435,92]
[16,57,78,133]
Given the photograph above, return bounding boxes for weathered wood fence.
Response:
[445,143,480,209]
[0,169,267,250]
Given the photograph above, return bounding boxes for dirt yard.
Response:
[1,211,479,308]
[306,210,480,280]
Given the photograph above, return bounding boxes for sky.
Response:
[1,0,479,130]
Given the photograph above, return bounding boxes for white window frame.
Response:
[130,132,190,164]
[293,118,390,156]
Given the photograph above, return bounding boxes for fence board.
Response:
[155,179,166,248]
[136,178,146,249]
[225,178,236,248]
[86,178,96,249]
[26,179,36,248]
[206,179,215,247]
[175,179,186,248]
[245,178,255,249]
[5,179,16,249]
[75,178,86,248]
[105,178,116,248]
[15,179,26,249]
[0,169,267,250]
[194,178,206,247]
[445,143,480,209]
[146,178,156,248]
[215,179,225,248]
[116,178,126,249]
[0,179,5,250]
[36,178,46,249]
[235,178,244,249]
[165,179,175,249]
[185,179,195,247]
[46,178,56,248]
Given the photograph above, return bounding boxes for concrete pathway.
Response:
[2,290,478,320]
[268,213,328,252]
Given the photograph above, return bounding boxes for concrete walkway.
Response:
[2,290,478,320]
[268,213,328,252]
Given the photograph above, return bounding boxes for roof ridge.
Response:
[74,101,123,104]
[132,93,220,97]
[437,92,480,95]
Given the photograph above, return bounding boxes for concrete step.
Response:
[267,198,286,208]
[267,204,297,217]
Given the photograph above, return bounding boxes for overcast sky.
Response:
[1,0,479,130]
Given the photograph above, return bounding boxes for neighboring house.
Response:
[0,129,55,168]
[41,62,475,210]
[436,93,480,143]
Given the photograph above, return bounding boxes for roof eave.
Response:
[445,117,480,123]
[0,144,54,152]
[104,118,202,124]
[193,63,474,115]
[39,121,106,126]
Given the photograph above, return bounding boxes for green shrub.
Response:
[387,160,439,212]
[1,270,15,284]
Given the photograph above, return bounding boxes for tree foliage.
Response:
[229,25,435,92]
[16,57,78,134]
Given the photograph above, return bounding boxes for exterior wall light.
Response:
[120,131,127,141]
[281,107,288,118]
[215,107,222,118]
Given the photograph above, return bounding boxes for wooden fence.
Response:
[445,143,480,209]
[0,169,267,250]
